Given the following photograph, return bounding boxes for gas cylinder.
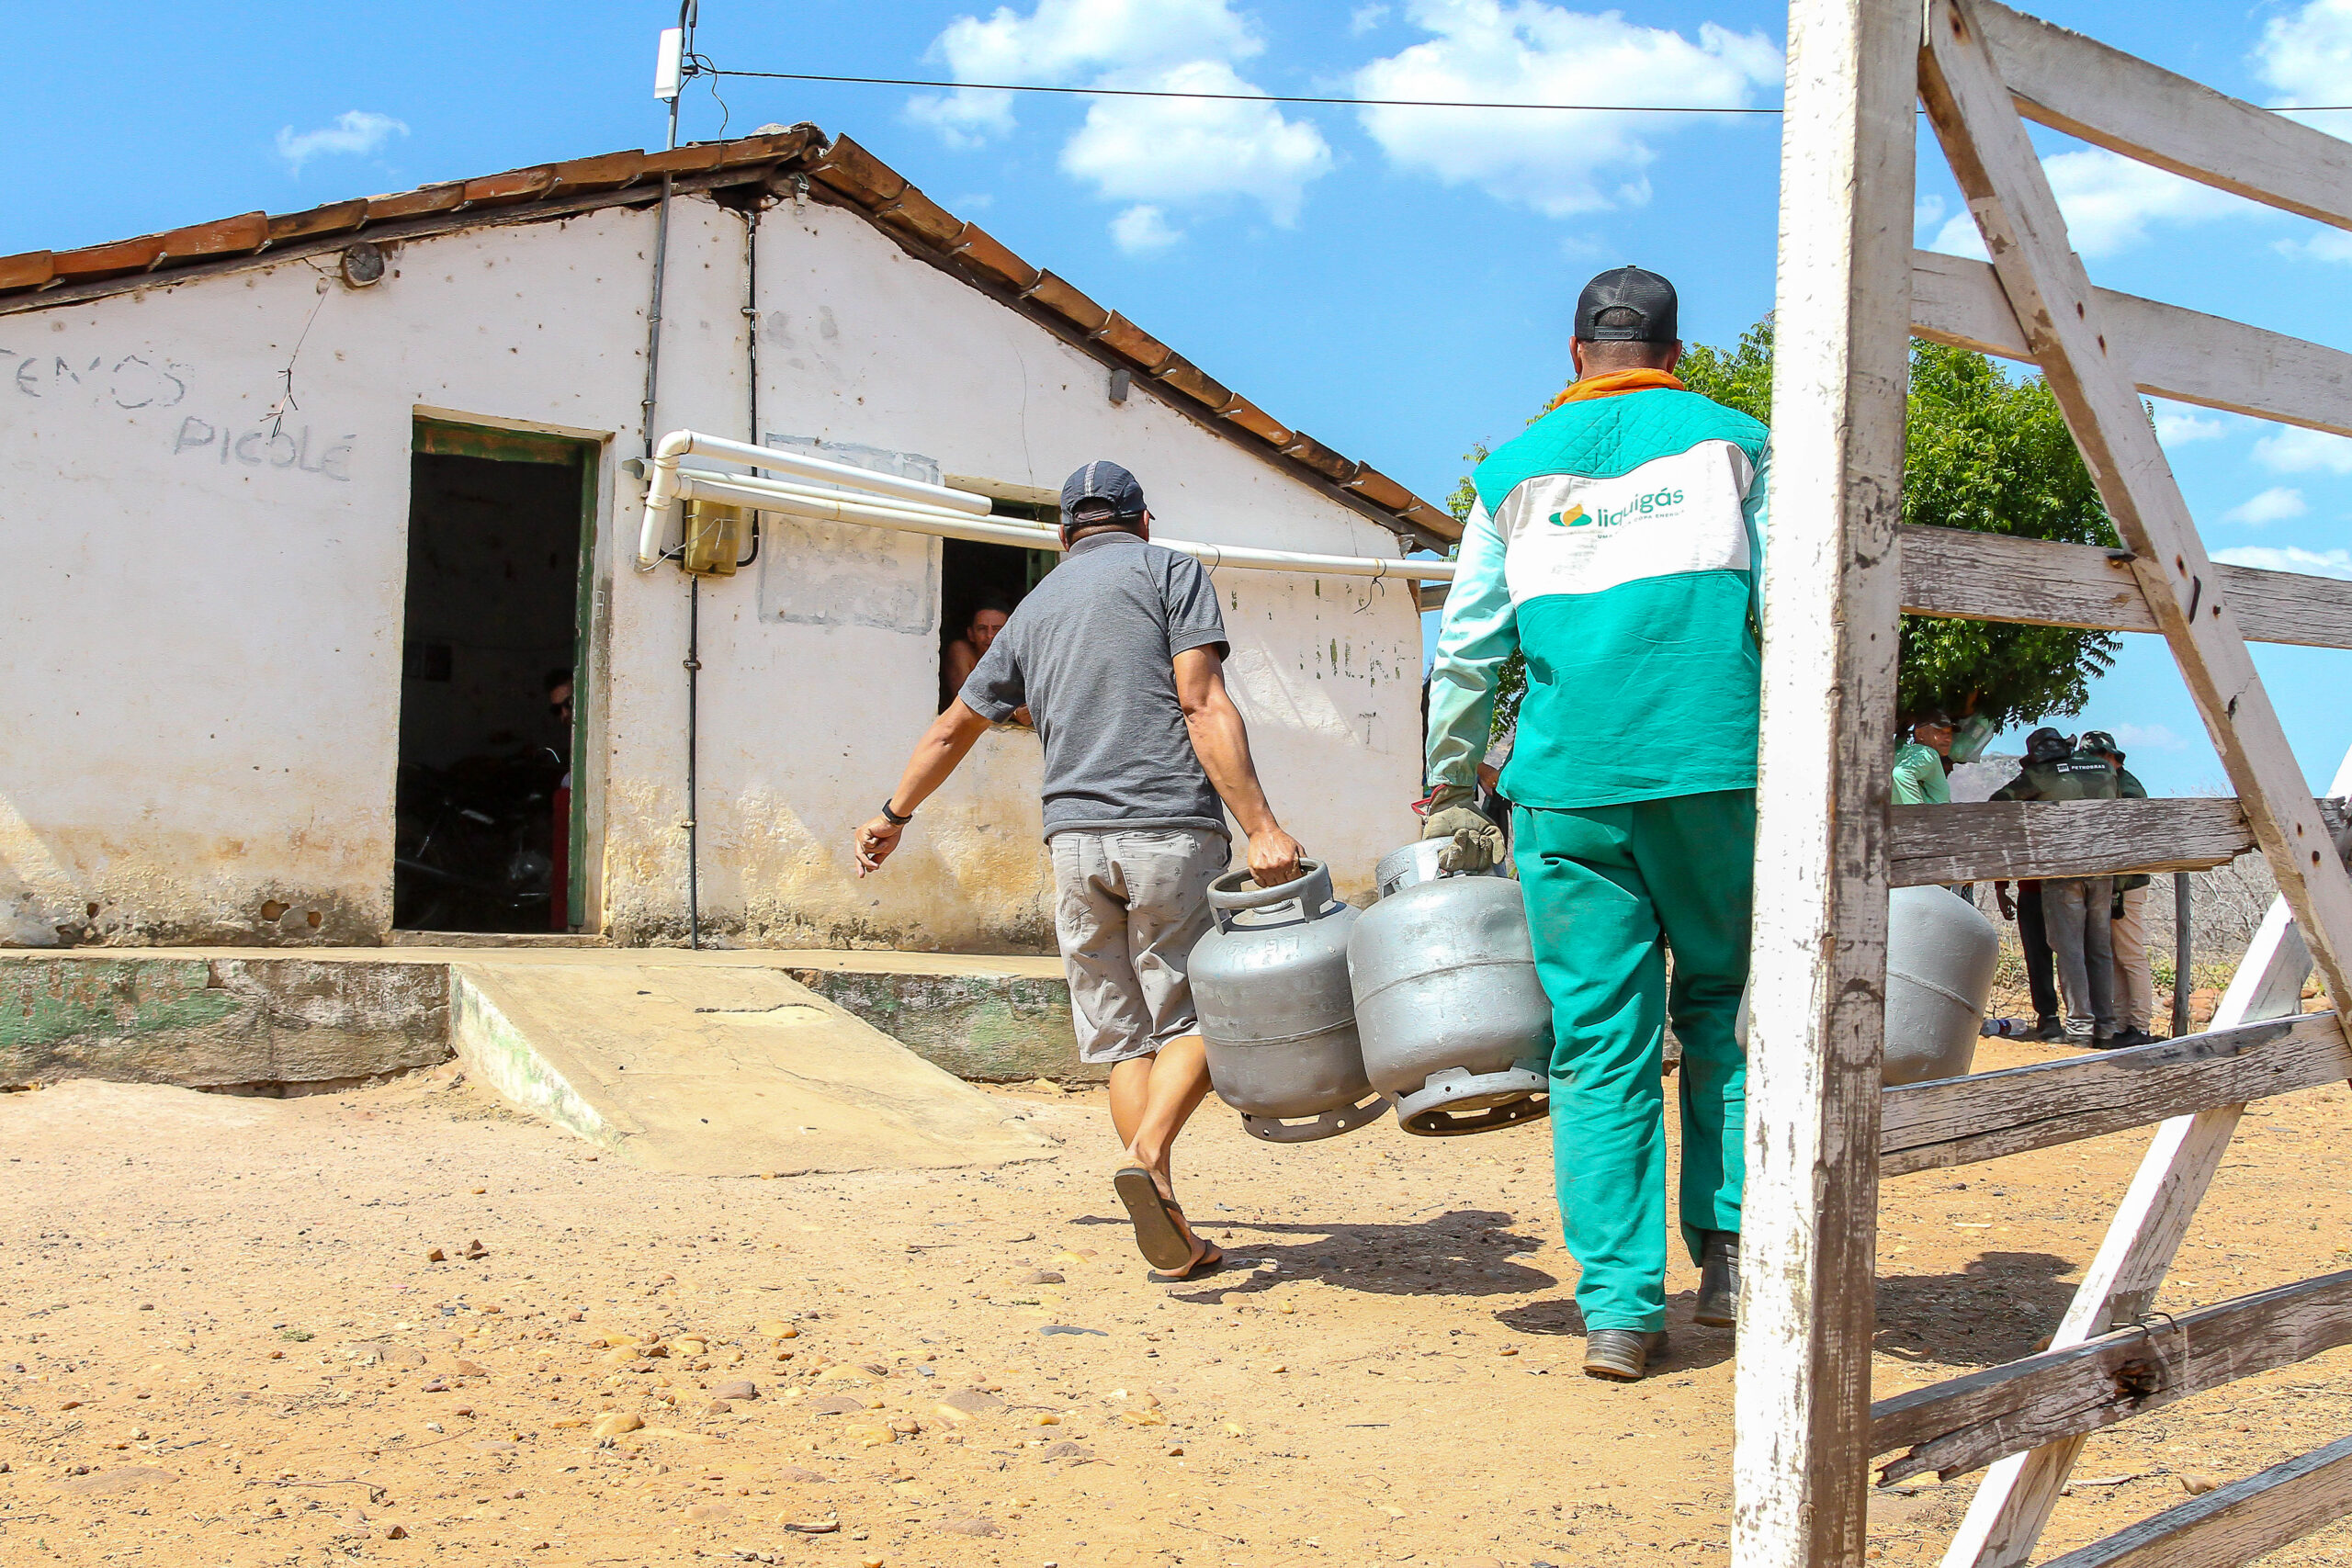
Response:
[1883,886,2000,1085]
[1190,861,1386,1143]
[1348,851,1553,1135]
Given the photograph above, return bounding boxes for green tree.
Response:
[1663,321,2117,733]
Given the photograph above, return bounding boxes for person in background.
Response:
[1892,709,1956,806]
[1992,877,2064,1041]
[545,667,574,932]
[1419,265,1767,1382]
[2082,730,2158,1046]
[943,598,1029,725]
[1991,728,2120,1046]
[854,461,1304,1280]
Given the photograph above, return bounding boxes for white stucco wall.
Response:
[0,191,1423,950]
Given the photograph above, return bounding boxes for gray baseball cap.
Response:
[1060,460,1147,528]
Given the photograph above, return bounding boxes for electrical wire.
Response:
[700,66,2352,116]
[705,69,1780,113]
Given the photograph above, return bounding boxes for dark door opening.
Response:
[939,505,1056,711]
[396,420,598,932]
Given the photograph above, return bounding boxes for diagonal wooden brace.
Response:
[1917,0,2352,1028]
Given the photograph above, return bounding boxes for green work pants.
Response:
[1512,790,1755,1333]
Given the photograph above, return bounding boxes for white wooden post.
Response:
[1732,0,1917,1562]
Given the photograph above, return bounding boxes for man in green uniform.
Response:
[2081,730,2157,1046]
[1991,728,2120,1044]
[1892,710,1956,807]
[1420,266,1768,1382]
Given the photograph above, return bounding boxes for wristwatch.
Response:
[878,798,914,826]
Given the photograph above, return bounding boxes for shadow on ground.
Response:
[1072,1207,1560,1303]
[1874,1250,2078,1367]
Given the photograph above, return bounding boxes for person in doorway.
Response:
[545,667,575,933]
[1892,709,1956,806]
[943,598,1029,726]
[1419,265,1767,1382]
[854,460,1304,1280]
[1991,728,2120,1045]
[2082,730,2158,1045]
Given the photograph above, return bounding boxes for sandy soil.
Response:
[4,1043,2351,1568]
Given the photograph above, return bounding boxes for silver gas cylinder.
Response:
[1883,885,2000,1085]
[1348,850,1552,1135]
[1191,861,1386,1143]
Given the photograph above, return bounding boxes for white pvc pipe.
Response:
[675,472,1458,583]
[638,428,993,568]
[642,429,1458,582]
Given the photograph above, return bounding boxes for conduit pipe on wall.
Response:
[638,430,1457,582]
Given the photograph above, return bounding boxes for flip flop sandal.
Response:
[1114,1167,1195,1271]
[1155,1242,1225,1282]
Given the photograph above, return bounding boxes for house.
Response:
[0,126,1456,952]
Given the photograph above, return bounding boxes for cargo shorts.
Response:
[1049,827,1230,1066]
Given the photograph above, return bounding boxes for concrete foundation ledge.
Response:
[0,947,1085,1092]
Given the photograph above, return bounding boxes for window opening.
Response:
[396,419,597,932]
[940,498,1057,718]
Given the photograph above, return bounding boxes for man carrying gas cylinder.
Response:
[1421,266,1767,1382]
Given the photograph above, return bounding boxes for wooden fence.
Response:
[1739,2,2352,1563]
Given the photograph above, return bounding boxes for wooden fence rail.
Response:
[1870,1268,2352,1484]
[1897,524,2352,649]
[1889,798,2352,886]
[2039,1432,2352,1568]
[1879,1011,2348,1175]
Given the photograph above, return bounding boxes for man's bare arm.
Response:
[1174,646,1303,886]
[854,700,993,875]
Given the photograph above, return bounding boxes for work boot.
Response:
[1582,1329,1668,1382]
[2107,1027,2156,1048]
[2034,1016,2065,1043]
[1695,1230,1740,1327]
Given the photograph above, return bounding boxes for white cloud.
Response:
[910,0,1261,143]
[2276,227,2352,264]
[1914,193,1949,244]
[1110,203,1183,253]
[2213,545,2352,580]
[1351,4,1392,34]
[910,0,1332,222]
[276,110,408,173]
[1060,60,1332,223]
[2109,722,2187,753]
[2223,486,2308,525]
[1927,149,2254,261]
[1353,0,1781,217]
[2153,405,2230,446]
[2252,0,2352,118]
[2254,425,2352,474]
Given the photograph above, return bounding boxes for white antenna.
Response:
[653,28,684,104]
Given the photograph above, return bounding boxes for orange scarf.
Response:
[1542,367,1685,412]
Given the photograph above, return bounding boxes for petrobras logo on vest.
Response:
[1547,485,1686,530]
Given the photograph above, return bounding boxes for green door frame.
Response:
[411,417,603,931]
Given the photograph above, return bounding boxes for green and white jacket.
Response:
[1427,376,1771,809]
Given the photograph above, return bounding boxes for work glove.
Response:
[1419,784,1503,874]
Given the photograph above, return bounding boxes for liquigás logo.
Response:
[1549,486,1685,529]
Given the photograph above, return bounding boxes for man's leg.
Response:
[1633,791,1755,1265]
[1114,829,1230,1269]
[2018,882,2061,1031]
[2081,874,2117,1040]
[1514,804,1669,1335]
[2113,885,2154,1032]
[1053,832,1159,1134]
[2042,879,2098,1043]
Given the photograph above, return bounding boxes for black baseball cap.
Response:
[1575,265,1679,343]
[1060,460,1147,529]
[2025,727,2072,763]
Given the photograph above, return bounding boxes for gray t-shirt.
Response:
[960,531,1230,840]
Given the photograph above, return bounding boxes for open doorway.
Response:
[939,501,1057,711]
[396,419,598,933]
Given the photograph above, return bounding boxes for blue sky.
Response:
[7,0,2351,795]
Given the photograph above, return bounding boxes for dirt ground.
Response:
[5,1040,2352,1568]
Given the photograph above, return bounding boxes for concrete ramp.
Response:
[448,961,1059,1176]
